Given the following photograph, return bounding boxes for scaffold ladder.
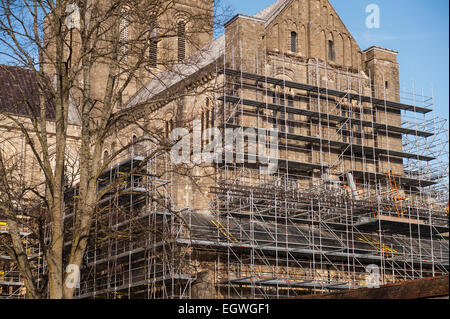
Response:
[387,170,404,218]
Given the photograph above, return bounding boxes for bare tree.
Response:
[0,0,231,299]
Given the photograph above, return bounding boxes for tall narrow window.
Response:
[290,31,297,52]
[288,95,294,133]
[272,90,277,129]
[354,112,362,145]
[341,109,349,143]
[328,40,335,61]
[132,134,137,155]
[149,26,159,68]
[272,110,278,129]
[149,39,158,67]
[103,150,109,166]
[279,95,285,133]
[206,98,214,128]
[280,112,286,133]
[177,21,186,62]
[206,110,210,129]
[166,119,174,138]
[201,112,205,143]
[119,8,129,59]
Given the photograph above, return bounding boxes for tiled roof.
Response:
[0,65,56,120]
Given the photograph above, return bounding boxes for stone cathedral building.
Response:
[1,0,448,299]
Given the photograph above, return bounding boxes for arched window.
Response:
[177,21,186,62]
[149,26,159,68]
[328,40,335,61]
[103,150,109,166]
[132,134,139,155]
[290,31,297,52]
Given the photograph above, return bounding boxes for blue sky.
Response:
[223,0,449,121]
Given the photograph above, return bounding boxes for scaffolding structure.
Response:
[68,47,447,299]
[1,43,449,299]
[0,218,38,299]
[204,47,449,297]
[63,151,197,299]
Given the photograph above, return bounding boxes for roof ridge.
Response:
[254,0,290,22]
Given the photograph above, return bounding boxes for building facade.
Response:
[1,0,448,299]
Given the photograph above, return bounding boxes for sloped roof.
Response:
[0,65,55,120]
[123,0,294,109]
[254,0,291,22]
[124,35,225,110]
